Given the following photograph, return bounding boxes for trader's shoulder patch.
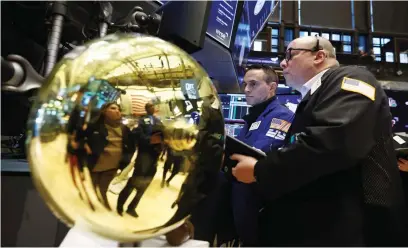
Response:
[340,77,375,101]
[270,118,291,133]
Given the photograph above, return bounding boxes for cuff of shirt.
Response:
[254,160,261,182]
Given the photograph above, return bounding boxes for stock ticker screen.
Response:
[385,89,408,132]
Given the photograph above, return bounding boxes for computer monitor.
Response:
[157,0,239,49]
[385,89,408,132]
[219,93,249,121]
[225,123,245,138]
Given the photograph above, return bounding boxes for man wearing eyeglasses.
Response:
[231,36,407,246]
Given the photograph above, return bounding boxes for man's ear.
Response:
[314,50,326,64]
[270,82,277,93]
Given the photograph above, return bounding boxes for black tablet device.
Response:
[396,148,408,160]
[222,135,266,179]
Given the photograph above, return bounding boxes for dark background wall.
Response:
[300,1,352,30]
[282,1,296,25]
[354,0,369,32]
[372,1,408,34]
[275,0,408,35]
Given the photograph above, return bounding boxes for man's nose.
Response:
[244,85,251,93]
[280,59,287,69]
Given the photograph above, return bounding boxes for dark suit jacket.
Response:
[82,121,136,171]
[254,66,407,246]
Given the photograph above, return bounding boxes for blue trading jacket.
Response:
[232,97,294,246]
[237,97,295,153]
[191,97,295,247]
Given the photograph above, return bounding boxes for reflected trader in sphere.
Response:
[117,102,164,218]
[81,102,136,210]
[162,146,184,188]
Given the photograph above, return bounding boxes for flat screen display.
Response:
[157,0,238,48]
[231,1,251,86]
[247,56,281,67]
[219,93,249,121]
[246,0,276,44]
[206,0,239,48]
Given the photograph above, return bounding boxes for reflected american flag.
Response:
[130,94,150,116]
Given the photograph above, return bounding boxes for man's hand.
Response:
[231,154,258,183]
[398,158,408,172]
[84,143,92,155]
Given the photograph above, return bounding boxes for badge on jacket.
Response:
[270,118,291,133]
[341,77,375,101]
[144,118,151,124]
[266,129,286,140]
[249,121,261,131]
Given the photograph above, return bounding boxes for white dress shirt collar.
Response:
[299,68,330,99]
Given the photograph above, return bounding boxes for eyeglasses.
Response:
[284,35,323,63]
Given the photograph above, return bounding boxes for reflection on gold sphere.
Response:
[26,33,225,242]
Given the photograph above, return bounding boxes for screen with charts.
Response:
[385,89,408,133]
[219,93,250,121]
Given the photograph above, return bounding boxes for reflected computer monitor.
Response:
[82,79,120,109]
[385,89,408,132]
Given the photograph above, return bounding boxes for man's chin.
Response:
[286,82,300,91]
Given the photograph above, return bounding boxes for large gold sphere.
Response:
[26,33,225,242]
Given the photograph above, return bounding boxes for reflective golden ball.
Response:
[26,33,225,242]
